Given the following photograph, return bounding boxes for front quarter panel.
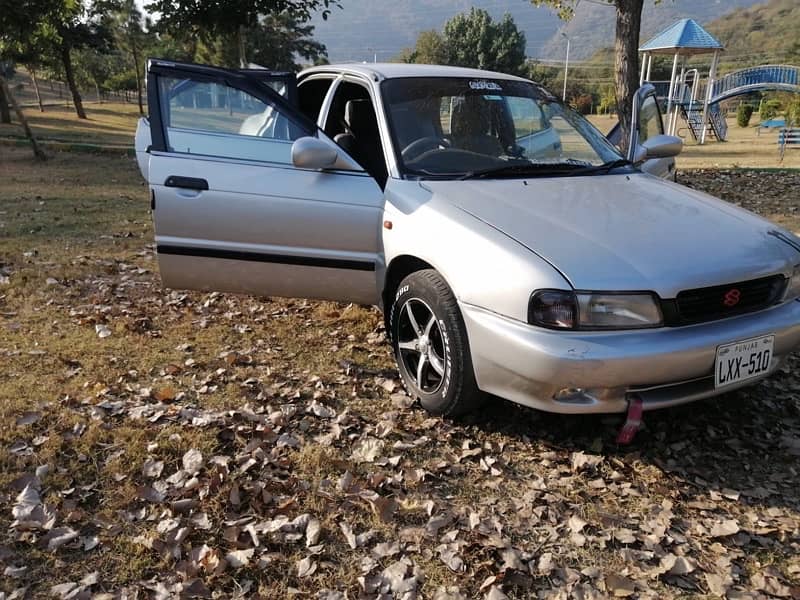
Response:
[382,179,570,322]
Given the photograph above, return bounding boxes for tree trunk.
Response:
[238,25,248,68]
[131,41,144,115]
[614,0,644,154]
[0,81,10,124]
[60,42,87,119]
[30,68,45,112]
[0,75,46,160]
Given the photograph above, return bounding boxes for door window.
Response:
[507,96,548,139]
[638,95,664,143]
[158,76,312,164]
[324,81,387,184]
[298,78,334,122]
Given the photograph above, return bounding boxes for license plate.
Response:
[715,334,775,389]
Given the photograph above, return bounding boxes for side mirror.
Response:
[640,134,683,160]
[291,136,362,171]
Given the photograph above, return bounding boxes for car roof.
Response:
[299,62,532,83]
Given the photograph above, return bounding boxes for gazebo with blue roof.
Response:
[639,18,724,144]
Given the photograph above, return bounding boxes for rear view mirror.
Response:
[291,137,338,169]
[639,134,683,160]
[291,137,362,172]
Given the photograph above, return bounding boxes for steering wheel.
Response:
[402,136,450,161]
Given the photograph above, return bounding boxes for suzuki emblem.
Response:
[723,288,741,307]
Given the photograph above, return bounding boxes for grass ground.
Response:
[588,114,800,170]
[0,102,141,148]
[1,146,799,598]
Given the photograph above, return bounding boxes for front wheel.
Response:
[389,269,484,416]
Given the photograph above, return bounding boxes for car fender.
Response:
[381,179,571,322]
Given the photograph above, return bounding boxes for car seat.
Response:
[334,99,388,186]
[451,97,504,156]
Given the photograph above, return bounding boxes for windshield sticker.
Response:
[469,80,503,92]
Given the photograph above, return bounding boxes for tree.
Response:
[526,60,560,90]
[441,9,527,76]
[4,29,51,113]
[736,103,754,128]
[104,0,152,114]
[0,61,12,123]
[530,0,662,152]
[48,1,114,119]
[194,13,328,70]
[759,98,781,122]
[598,83,617,115]
[574,93,594,114]
[399,30,447,65]
[786,97,800,128]
[74,47,114,102]
[0,0,52,157]
[146,0,341,68]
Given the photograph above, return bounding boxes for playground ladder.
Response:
[679,103,727,142]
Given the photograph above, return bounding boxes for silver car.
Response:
[134,60,800,417]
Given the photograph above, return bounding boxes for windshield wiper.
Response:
[458,161,592,180]
[458,158,634,180]
[570,159,633,175]
[403,167,465,180]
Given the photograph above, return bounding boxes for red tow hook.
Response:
[616,395,643,445]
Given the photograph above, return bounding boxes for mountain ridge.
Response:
[311,0,764,63]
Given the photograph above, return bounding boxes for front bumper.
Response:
[461,299,800,414]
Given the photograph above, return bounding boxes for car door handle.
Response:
[164,176,209,191]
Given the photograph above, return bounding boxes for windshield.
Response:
[382,77,624,179]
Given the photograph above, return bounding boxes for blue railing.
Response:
[650,66,800,105]
[711,65,800,103]
[709,103,728,141]
[650,81,671,100]
[648,81,696,105]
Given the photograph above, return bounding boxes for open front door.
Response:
[143,59,384,305]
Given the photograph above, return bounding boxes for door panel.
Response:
[145,60,384,304]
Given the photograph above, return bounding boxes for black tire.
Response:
[389,269,484,416]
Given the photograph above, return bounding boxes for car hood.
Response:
[423,174,798,297]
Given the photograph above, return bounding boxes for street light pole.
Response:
[561,33,571,102]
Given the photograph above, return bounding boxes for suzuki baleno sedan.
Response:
[135,60,800,417]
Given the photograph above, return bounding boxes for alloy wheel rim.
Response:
[396,298,447,394]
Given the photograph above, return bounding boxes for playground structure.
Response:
[639,19,800,145]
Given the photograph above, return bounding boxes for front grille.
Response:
[669,275,786,325]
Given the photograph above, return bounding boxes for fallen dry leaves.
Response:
[1,161,799,598]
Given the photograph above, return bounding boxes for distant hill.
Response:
[311,0,764,63]
[576,0,800,77]
[705,0,800,69]
[539,0,761,61]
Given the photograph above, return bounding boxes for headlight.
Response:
[576,292,663,329]
[785,265,800,301]
[529,290,663,330]
[528,290,577,329]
